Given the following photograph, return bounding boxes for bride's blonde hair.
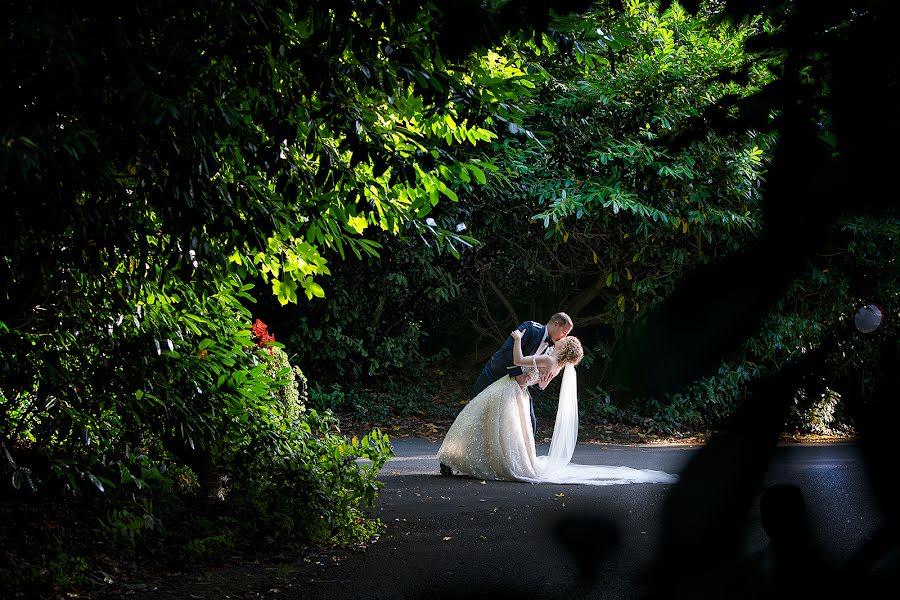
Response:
[555,336,583,366]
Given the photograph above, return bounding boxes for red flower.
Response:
[251,319,276,355]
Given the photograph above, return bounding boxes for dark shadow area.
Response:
[557,1,900,598]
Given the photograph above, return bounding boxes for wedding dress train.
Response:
[437,365,678,485]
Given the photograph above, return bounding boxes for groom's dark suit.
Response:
[472,320,546,434]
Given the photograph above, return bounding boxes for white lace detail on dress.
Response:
[520,366,540,386]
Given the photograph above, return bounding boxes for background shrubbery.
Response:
[272,1,897,436]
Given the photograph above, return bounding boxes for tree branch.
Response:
[468,319,505,364]
[478,263,519,327]
[372,294,386,327]
[570,312,615,327]
[567,274,608,319]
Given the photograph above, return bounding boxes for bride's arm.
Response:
[510,330,554,369]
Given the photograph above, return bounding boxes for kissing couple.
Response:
[438,312,678,486]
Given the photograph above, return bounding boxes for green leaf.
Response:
[88,473,106,493]
[304,280,326,299]
[468,164,487,185]
[272,278,298,305]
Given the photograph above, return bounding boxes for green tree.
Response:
[443,2,777,386]
[0,3,579,583]
[270,2,780,427]
[288,1,898,437]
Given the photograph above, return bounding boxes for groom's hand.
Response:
[538,371,553,389]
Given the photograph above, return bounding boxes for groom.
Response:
[440,313,573,476]
[478,312,574,422]
[472,312,573,401]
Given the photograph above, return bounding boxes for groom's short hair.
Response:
[549,312,573,328]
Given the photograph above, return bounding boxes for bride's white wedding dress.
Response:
[437,365,678,485]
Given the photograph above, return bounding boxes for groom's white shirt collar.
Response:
[537,330,553,354]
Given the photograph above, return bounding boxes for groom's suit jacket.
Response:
[471,320,545,398]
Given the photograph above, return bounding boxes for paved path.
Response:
[272,439,883,599]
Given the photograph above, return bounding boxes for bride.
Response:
[437,329,678,485]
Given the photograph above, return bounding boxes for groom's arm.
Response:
[520,321,543,352]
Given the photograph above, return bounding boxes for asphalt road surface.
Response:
[273,439,887,600]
